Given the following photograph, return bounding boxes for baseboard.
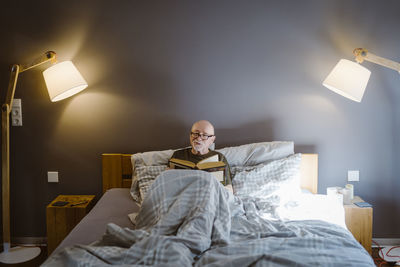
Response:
[372,238,400,247]
[11,237,47,246]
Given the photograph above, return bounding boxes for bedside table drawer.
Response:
[46,195,95,255]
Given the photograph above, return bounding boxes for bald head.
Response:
[190,120,216,155]
[191,120,215,135]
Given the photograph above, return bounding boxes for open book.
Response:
[169,154,225,183]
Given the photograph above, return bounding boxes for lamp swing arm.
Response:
[3,65,20,113]
[3,51,57,109]
[19,51,57,73]
[353,48,400,73]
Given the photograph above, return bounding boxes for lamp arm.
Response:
[4,51,57,110]
[353,48,400,73]
[4,65,20,109]
[19,51,57,73]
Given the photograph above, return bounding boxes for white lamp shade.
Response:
[323,59,371,102]
[43,61,88,102]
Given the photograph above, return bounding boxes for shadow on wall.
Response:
[215,119,276,148]
[294,144,317,153]
[215,119,317,153]
[372,197,398,238]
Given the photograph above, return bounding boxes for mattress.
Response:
[52,188,139,255]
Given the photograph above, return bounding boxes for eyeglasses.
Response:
[190,132,214,140]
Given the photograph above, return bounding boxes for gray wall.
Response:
[0,0,399,239]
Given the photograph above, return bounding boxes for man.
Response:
[170,120,232,190]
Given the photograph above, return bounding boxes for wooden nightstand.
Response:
[46,195,95,255]
[344,196,373,254]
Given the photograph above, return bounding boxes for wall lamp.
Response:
[0,51,87,264]
[323,48,400,102]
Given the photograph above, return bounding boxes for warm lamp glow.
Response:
[43,61,88,102]
[323,59,371,102]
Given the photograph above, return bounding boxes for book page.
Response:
[169,158,196,168]
[210,171,224,183]
[198,154,219,164]
[197,161,225,170]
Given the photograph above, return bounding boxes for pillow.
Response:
[230,165,259,179]
[130,149,176,202]
[131,165,167,204]
[130,141,294,202]
[232,153,302,207]
[275,194,347,229]
[131,142,293,168]
[216,141,294,167]
[132,149,175,167]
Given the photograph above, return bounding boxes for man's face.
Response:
[190,122,215,155]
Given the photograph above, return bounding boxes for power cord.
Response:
[372,240,400,266]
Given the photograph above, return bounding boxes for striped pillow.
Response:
[232,153,302,207]
[132,165,167,204]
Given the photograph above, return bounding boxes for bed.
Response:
[44,142,375,266]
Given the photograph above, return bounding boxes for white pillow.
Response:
[232,153,302,207]
[276,194,347,229]
[129,141,294,202]
[132,149,176,167]
[216,141,294,167]
[131,142,293,168]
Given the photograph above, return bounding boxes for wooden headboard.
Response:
[102,153,318,194]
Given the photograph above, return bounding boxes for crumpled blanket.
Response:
[43,170,374,266]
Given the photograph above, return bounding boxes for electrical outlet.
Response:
[48,171,59,183]
[348,170,359,182]
[11,99,22,126]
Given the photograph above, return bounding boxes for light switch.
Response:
[48,171,59,183]
[348,170,359,182]
[11,99,22,126]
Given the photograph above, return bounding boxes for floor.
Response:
[0,246,396,266]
